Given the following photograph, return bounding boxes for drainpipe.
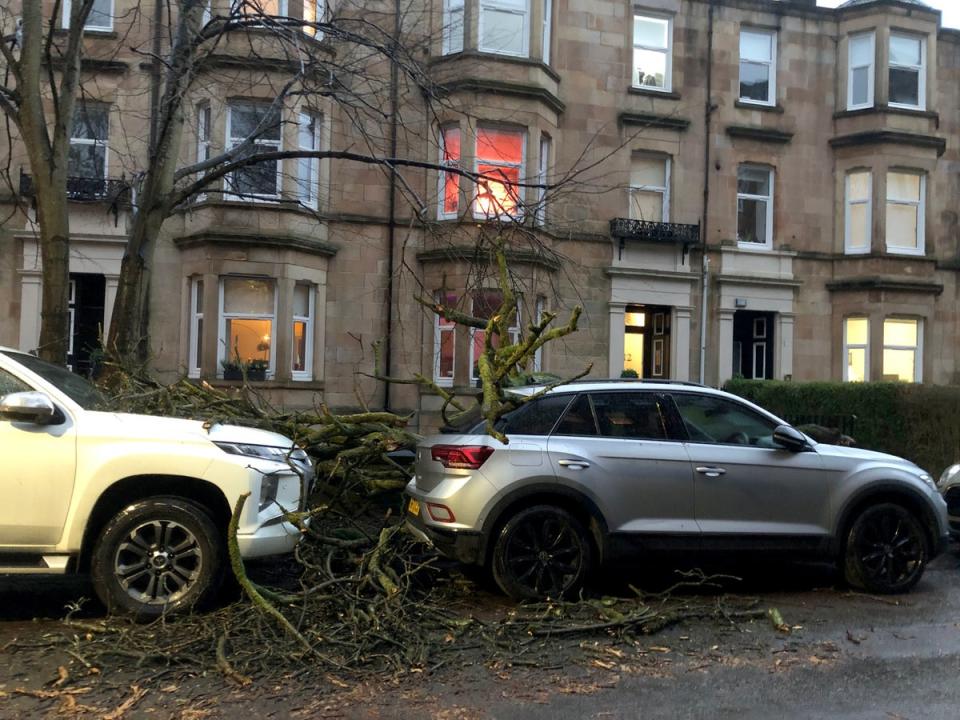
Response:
[698,0,715,385]
[383,0,401,411]
[148,0,163,153]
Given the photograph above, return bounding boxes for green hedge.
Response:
[724,379,960,476]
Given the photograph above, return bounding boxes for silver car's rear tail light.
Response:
[430,445,494,469]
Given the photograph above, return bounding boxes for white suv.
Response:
[0,348,311,617]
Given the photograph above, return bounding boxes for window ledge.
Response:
[430,50,561,83]
[726,125,793,144]
[825,276,943,296]
[206,378,326,391]
[734,100,785,114]
[54,28,117,38]
[833,105,940,122]
[628,86,681,100]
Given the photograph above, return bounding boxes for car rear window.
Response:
[553,394,599,436]
[590,392,669,440]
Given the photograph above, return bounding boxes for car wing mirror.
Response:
[772,424,809,452]
[0,391,57,424]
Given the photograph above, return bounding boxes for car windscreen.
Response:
[1,351,104,410]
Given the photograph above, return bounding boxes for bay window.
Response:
[883,318,921,382]
[885,171,925,255]
[889,33,925,110]
[844,171,871,254]
[843,317,868,382]
[443,0,465,54]
[630,155,670,222]
[479,0,529,57]
[470,290,520,382]
[474,126,524,219]
[739,29,776,105]
[292,284,314,380]
[63,0,113,31]
[189,278,204,379]
[736,165,773,249]
[69,103,109,181]
[535,134,550,226]
[297,111,322,209]
[225,102,282,200]
[438,125,461,218]
[433,292,458,386]
[847,32,875,110]
[219,277,276,376]
[632,15,671,91]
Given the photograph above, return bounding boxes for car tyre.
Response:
[91,497,225,619]
[843,502,928,594]
[491,505,593,601]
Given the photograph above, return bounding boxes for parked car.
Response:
[936,464,960,537]
[0,348,312,617]
[405,380,949,600]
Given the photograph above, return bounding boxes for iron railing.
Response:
[19,168,129,203]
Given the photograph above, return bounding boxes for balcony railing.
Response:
[19,168,130,203]
[610,218,701,262]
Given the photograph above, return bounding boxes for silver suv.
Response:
[405,381,949,600]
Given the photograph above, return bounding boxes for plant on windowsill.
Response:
[620,368,639,378]
[247,359,269,382]
[221,358,245,381]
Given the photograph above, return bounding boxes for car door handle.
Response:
[695,466,727,477]
[558,459,590,470]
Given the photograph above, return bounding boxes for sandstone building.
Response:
[0,0,957,430]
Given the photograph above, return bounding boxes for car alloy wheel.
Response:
[492,505,592,600]
[91,497,224,618]
[844,502,928,594]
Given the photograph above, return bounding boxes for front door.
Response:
[547,392,695,540]
[68,273,106,377]
[732,310,774,379]
[623,305,671,378]
[668,391,836,545]
[0,367,77,546]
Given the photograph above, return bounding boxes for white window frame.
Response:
[433,292,457,387]
[478,0,530,58]
[70,103,109,180]
[202,1,212,25]
[225,102,283,201]
[62,0,114,31]
[736,164,774,250]
[297,111,322,209]
[533,295,545,372]
[632,14,672,92]
[885,170,925,256]
[438,125,460,219]
[883,317,922,383]
[67,280,77,369]
[470,293,520,383]
[847,32,875,110]
[888,32,926,111]
[629,155,671,223]
[535,133,550,226]
[217,277,278,379]
[189,277,204,379]
[738,28,777,107]
[843,316,869,382]
[542,0,552,65]
[844,170,872,255]
[472,126,526,220]
[301,0,325,38]
[291,284,315,381]
[442,0,465,55]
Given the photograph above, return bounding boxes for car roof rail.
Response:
[560,378,710,388]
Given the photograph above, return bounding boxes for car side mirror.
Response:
[0,391,57,424]
[772,424,808,452]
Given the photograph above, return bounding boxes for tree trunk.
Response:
[33,185,72,363]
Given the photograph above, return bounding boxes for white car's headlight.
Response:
[938,464,960,489]
[214,441,309,464]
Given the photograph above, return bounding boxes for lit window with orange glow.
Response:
[438,126,460,218]
[474,127,524,219]
[219,277,276,378]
